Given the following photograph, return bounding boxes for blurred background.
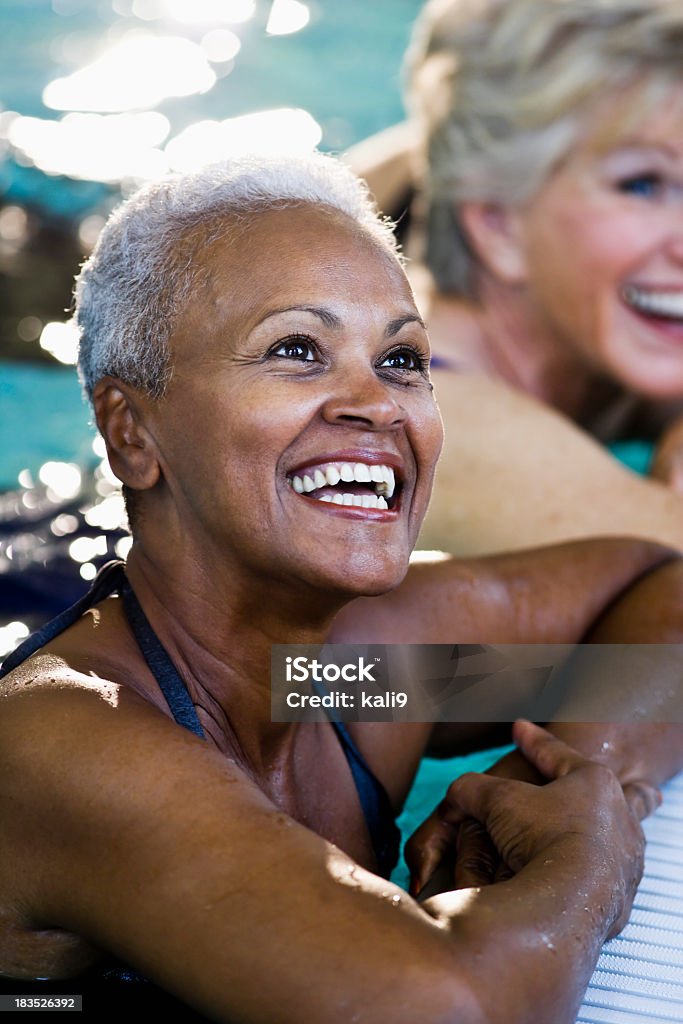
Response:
[0,0,424,659]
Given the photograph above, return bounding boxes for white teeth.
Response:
[623,286,683,320]
[319,494,334,502]
[290,461,398,505]
[325,492,385,509]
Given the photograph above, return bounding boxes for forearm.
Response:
[427,837,622,1024]
[548,557,683,786]
[332,538,676,645]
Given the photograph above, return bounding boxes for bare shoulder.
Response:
[0,655,167,979]
[0,661,470,1023]
[0,663,296,990]
[422,371,683,556]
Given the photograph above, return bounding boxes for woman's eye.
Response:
[379,347,427,372]
[617,173,664,200]
[270,337,317,361]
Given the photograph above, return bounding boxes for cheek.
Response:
[414,400,444,479]
[528,192,655,290]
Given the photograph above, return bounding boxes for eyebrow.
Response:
[385,314,427,337]
[259,305,427,335]
[602,140,678,161]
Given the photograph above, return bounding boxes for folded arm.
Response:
[403,553,683,894]
[0,674,649,1024]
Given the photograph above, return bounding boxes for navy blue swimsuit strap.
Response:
[119,577,399,874]
[1,561,398,877]
[118,578,205,739]
[0,560,126,676]
[330,720,400,878]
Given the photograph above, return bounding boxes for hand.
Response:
[448,747,544,891]
[650,416,683,494]
[406,721,659,934]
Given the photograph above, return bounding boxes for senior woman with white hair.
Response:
[347,0,683,556]
[1,150,683,1023]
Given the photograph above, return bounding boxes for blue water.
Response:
[0,0,423,218]
[391,743,514,890]
[0,362,96,489]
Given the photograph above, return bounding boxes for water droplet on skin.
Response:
[390,894,401,906]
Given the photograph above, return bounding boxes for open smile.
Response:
[622,285,683,323]
[287,459,400,512]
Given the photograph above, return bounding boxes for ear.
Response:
[92,377,161,491]
[459,201,528,286]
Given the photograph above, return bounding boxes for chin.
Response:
[335,557,410,599]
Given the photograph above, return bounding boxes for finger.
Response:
[408,771,517,895]
[405,800,463,897]
[622,780,663,822]
[454,818,500,889]
[512,719,588,781]
[494,861,514,883]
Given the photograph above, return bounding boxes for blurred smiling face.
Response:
[513,81,683,399]
[148,203,443,598]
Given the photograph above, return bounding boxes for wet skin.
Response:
[1,202,683,1024]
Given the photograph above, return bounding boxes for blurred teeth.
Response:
[289,462,396,506]
[623,286,683,320]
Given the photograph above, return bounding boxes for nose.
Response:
[321,368,407,431]
[666,234,683,265]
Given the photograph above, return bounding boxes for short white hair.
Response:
[405,0,683,295]
[74,150,401,400]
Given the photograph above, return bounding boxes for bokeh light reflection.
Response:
[165,108,322,170]
[0,206,29,244]
[0,622,30,659]
[131,0,255,25]
[68,534,108,563]
[43,33,216,112]
[39,322,79,365]
[266,0,310,36]
[8,112,171,184]
[200,28,241,63]
[38,462,82,500]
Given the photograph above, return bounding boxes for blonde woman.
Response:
[346,0,683,555]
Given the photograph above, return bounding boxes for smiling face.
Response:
[143,203,443,600]
[512,82,683,399]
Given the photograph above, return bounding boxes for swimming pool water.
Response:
[391,743,514,890]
